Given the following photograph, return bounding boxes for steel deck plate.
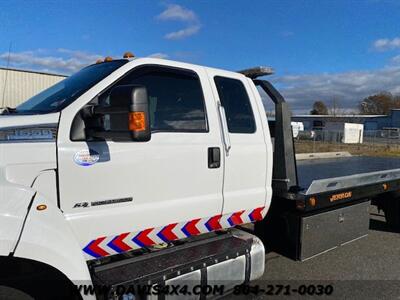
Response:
[297,156,400,194]
[91,234,250,287]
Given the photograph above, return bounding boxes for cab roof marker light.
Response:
[237,66,274,79]
[123,51,135,59]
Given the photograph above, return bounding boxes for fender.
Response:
[31,169,58,205]
[13,192,92,285]
[0,182,35,255]
[0,170,58,255]
[1,181,92,299]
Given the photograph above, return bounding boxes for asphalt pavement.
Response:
[238,207,400,299]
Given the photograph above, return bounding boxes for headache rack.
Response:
[239,66,299,196]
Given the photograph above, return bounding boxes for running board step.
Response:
[90,230,265,299]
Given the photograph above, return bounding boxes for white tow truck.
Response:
[2,55,400,299]
[0,57,272,299]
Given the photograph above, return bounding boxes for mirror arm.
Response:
[82,85,150,142]
[94,106,132,115]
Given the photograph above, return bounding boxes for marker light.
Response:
[308,197,317,207]
[95,59,103,64]
[129,112,146,132]
[36,204,47,211]
[383,183,389,190]
[123,52,135,58]
[104,56,113,62]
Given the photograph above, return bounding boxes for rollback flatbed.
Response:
[251,77,400,261]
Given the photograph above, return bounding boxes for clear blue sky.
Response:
[1,0,400,112]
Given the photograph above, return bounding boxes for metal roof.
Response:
[293,114,386,118]
[0,67,67,77]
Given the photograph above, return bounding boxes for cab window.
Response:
[214,76,256,134]
[100,66,208,132]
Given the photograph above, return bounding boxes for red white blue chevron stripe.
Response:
[82,206,266,260]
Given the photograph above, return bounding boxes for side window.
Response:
[214,76,256,134]
[100,66,208,132]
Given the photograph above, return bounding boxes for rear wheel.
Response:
[378,192,400,231]
[383,200,400,231]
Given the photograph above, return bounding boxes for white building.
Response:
[0,67,66,108]
[292,113,390,131]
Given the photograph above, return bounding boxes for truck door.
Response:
[206,69,268,215]
[57,63,224,258]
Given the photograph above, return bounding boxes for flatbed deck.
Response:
[297,156,400,189]
[296,156,400,196]
[266,156,400,260]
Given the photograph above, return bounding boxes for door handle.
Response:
[208,147,221,168]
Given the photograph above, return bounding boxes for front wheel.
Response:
[0,285,34,300]
[0,257,82,300]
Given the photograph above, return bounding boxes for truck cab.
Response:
[4,55,400,300]
[0,57,273,299]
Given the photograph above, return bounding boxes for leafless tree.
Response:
[359,92,400,115]
[310,101,328,115]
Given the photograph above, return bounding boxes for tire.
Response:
[380,193,400,231]
[0,285,34,300]
[0,257,82,300]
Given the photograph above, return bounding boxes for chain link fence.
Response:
[294,129,400,155]
[363,129,400,145]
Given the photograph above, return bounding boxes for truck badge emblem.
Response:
[329,191,352,202]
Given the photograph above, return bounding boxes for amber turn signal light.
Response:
[36,204,47,211]
[129,112,146,132]
[308,197,317,207]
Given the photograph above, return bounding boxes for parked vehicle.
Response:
[381,127,400,139]
[1,56,400,299]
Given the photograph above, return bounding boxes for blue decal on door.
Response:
[74,149,100,166]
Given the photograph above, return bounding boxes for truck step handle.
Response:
[218,105,231,154]
[208,147,221,168]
